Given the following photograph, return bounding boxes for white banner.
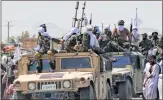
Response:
[13,46,22,62]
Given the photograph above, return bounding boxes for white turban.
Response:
[63,27,79,41]
[132,26,138,30]
[38,27,45,33]
[86,25,93,31]
[104,25,110,30]
[94,25,101,34]
[42,32,51,38]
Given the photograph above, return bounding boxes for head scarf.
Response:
[38,27,45,34]
[63,27,79,41]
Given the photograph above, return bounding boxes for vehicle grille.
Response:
[37,81,62,90]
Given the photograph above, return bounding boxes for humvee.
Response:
[105,52,146,99]
[12,51,112,99]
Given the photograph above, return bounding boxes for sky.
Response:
[2,1,162,42]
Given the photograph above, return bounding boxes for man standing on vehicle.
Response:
[112,20,131,47]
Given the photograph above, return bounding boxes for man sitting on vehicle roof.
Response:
[59,27,82,52]
[92,25,101,39]
[34,25,56,73]
[112,20,131,47]
[73,25,106,54]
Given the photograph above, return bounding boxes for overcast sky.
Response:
[2,1,162,42]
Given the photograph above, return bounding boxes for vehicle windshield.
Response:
[61,57,91,69]
[112,55,131,68]
[28,59,50,71]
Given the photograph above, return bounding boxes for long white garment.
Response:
[87,31,100,48]
[143,64,160,99]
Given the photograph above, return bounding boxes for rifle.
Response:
[114,24,118,43]
[72,1,79,27]
[51,38,61,44]
[89,13,92,25]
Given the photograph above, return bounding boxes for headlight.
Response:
[28,82,36,90]
[63,80,71,88]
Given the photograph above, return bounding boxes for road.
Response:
[113,96,142,100]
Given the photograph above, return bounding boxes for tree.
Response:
[20,31,30,42]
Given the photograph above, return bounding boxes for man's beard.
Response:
[149,61,155,65]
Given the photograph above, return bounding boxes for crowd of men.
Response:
[1,20,162,99]
[33,20,163,73]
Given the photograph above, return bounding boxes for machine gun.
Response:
[79,1,86,32]
[72,1,79,27]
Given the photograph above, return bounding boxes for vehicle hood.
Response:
[112,65,133,76]
[16,72,94,82]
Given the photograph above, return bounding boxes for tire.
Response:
[105,83,112,100]
[79,85,96,99]
[118,79,132,100]
[12,91,26,99]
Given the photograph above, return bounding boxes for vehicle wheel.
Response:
[118,79,132,100]
[105,83,112,100]
[79,85,96,99]
[132,84,139,97]
[12,91,26,99]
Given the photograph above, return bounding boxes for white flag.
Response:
[13,46,22,62]
[134,8,142,27]
[83,13,88,27]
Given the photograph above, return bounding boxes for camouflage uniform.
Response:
[34,26,56,73]
[35,35,51,73]
[64,34,84,52]
[98,33,111,49]
[158,36,163,49]
[139,39,152,56]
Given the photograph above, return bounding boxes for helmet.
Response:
[118,20,125,25]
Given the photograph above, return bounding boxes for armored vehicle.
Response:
[105,52,146,99]
[11,50,112,99]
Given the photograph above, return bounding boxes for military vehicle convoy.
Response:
[11,50,113,99]
[105,52,146,99]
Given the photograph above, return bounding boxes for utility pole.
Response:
[7,21,10,43]
[5,21,14,43]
